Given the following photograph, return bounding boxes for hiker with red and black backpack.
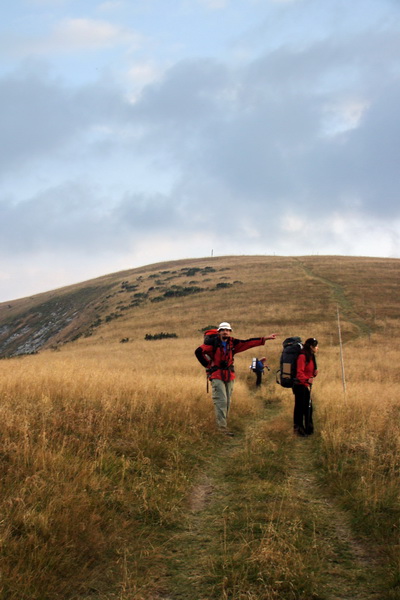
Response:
[195,322,277,436]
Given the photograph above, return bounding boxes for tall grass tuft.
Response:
[0,348,196,597]
[316,332,400,587]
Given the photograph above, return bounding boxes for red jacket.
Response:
[195,336,266,382]
[296,352,318,387]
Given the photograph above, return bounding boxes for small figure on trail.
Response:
[195,322,277,436]
[293,337,319,437]
[250,357,269,387]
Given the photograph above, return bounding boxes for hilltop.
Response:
[0,254,399,358]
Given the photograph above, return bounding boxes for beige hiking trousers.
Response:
[211,378,234,429]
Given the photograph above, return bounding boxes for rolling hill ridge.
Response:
[0,254,399,358]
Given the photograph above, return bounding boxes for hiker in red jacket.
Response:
[293,337,319,436]
[195,322,277,436]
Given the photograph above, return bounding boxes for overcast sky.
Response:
[1,0,399,302]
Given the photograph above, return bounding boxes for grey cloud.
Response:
[133,59,229,123]
[0,68,77,171]
[0,183,114,253]
[1,21,400,259]
[344,82,400,215]
[0,61,127,174]
[115,191,183,232]
[287,75,400,218]
[0,183,187,255]
[127,31,400,219]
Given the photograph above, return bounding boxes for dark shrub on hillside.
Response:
[183,267,201,277]
[121,282,138,292]
[215,282,233,289]
[144,332,178,340]
[163,286,204,298]
[105,313,122,322]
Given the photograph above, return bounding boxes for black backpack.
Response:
[276,337,303,388]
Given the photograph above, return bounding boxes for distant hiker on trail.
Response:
[195,322,277,436]
[250,357,268,387]
[293,338,319,437]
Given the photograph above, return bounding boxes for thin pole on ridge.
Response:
[337,305,347,396]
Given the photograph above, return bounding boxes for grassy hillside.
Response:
[0,255,399,599]
[2,254,397,356]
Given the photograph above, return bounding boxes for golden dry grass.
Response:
[0,254,399,598]
[316,332,400,542]
[0,339,264,599]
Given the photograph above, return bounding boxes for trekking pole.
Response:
[337,305,347,396]
[306,383,312,435]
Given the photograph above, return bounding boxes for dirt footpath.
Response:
[288,437,382,600]
[153,404,386,600]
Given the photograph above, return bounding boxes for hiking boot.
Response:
[295,427,307,437]
[218,428,235,437]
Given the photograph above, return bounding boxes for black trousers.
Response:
[293,384,313,434]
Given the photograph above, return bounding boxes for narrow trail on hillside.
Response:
[293,258,373,339]
[151,399,384,600]
[153,432,246,600]
[288,436,381,600]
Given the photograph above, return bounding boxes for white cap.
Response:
[218,322,232,331]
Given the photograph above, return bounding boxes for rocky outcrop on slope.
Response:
[0,285,111,357]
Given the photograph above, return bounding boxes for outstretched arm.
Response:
[233,334,277,354]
